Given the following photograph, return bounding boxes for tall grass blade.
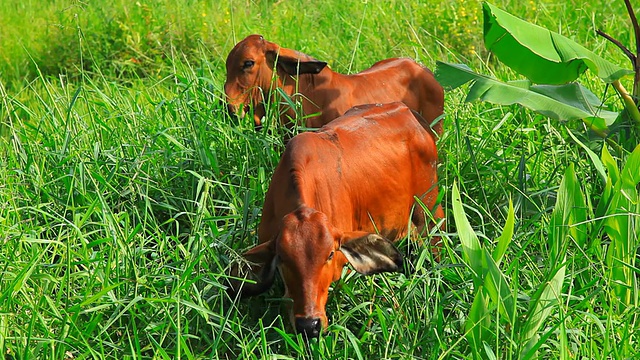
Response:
[452,181,484,285]
[566,129,607,184]
[492,199,515,265]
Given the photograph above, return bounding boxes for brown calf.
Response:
[224,35,444,134]
[229,102,444,337]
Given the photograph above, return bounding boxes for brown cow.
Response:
[224,34,444,134]
[229,102,443,337]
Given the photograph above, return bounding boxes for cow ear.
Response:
[338,233,403,275]
[228,240,278,298]
[243,240,275,264]
[278,58,328,75]
[265,41,327,75]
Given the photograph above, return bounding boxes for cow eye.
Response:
[327,251,334,261]
[243,60,255,69]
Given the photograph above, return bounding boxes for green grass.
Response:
[1,0,639,358]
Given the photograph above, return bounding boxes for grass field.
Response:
[1,0,639,358]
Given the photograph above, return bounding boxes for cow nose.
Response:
[225,103,235,116]
[295,317,322,338]
[222,102,239,123]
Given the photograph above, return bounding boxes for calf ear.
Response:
[243,240,275,264]
[228,241,277,298]
[339,233,403,275]
[265,41,327,75]
[278,57,328,75]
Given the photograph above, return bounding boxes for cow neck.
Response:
[278,68,331,100]
[289,137,344,228]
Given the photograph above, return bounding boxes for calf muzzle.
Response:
[295,317,322,338]
[226,103,241,123]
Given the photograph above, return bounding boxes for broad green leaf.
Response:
[532,84,609,115]
[620,144,640,191]
[549,164,588,261]
[530,84,618,127]
[466,290,490,358]
[452,181,484,286]
[595,171,614,221]
[435,62,616,129]
[492,199,514,265]
[483,249,516,324]
[435,62,479,90]
[556,166,589,252]
[595,145,617,221]
[605,144,640,310]
[507,79,532,89]
[483,2,632,84]
[520,164,581,357]
[520,264,566,359]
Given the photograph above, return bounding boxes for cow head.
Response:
[229,206,402,338]
[223,35,328,129]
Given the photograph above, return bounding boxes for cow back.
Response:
[258,102,438,243]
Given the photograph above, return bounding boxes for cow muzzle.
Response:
[224,102,265,131]
[226,102,244,118]
[295,317,322,338]
[219,100,239,123]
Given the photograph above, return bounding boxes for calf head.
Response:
[230,206,402,338]
[224,35,328,129]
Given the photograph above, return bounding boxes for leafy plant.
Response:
[435,1,640,150]
[453,166,584,358]
[443,2,640,357]
[596,144,640,313]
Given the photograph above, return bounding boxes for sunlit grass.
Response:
[1,0,638,358]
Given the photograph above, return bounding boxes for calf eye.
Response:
[243,60,255,69]
[327,251,334,261]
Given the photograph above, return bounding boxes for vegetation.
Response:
[1,0,638,358]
